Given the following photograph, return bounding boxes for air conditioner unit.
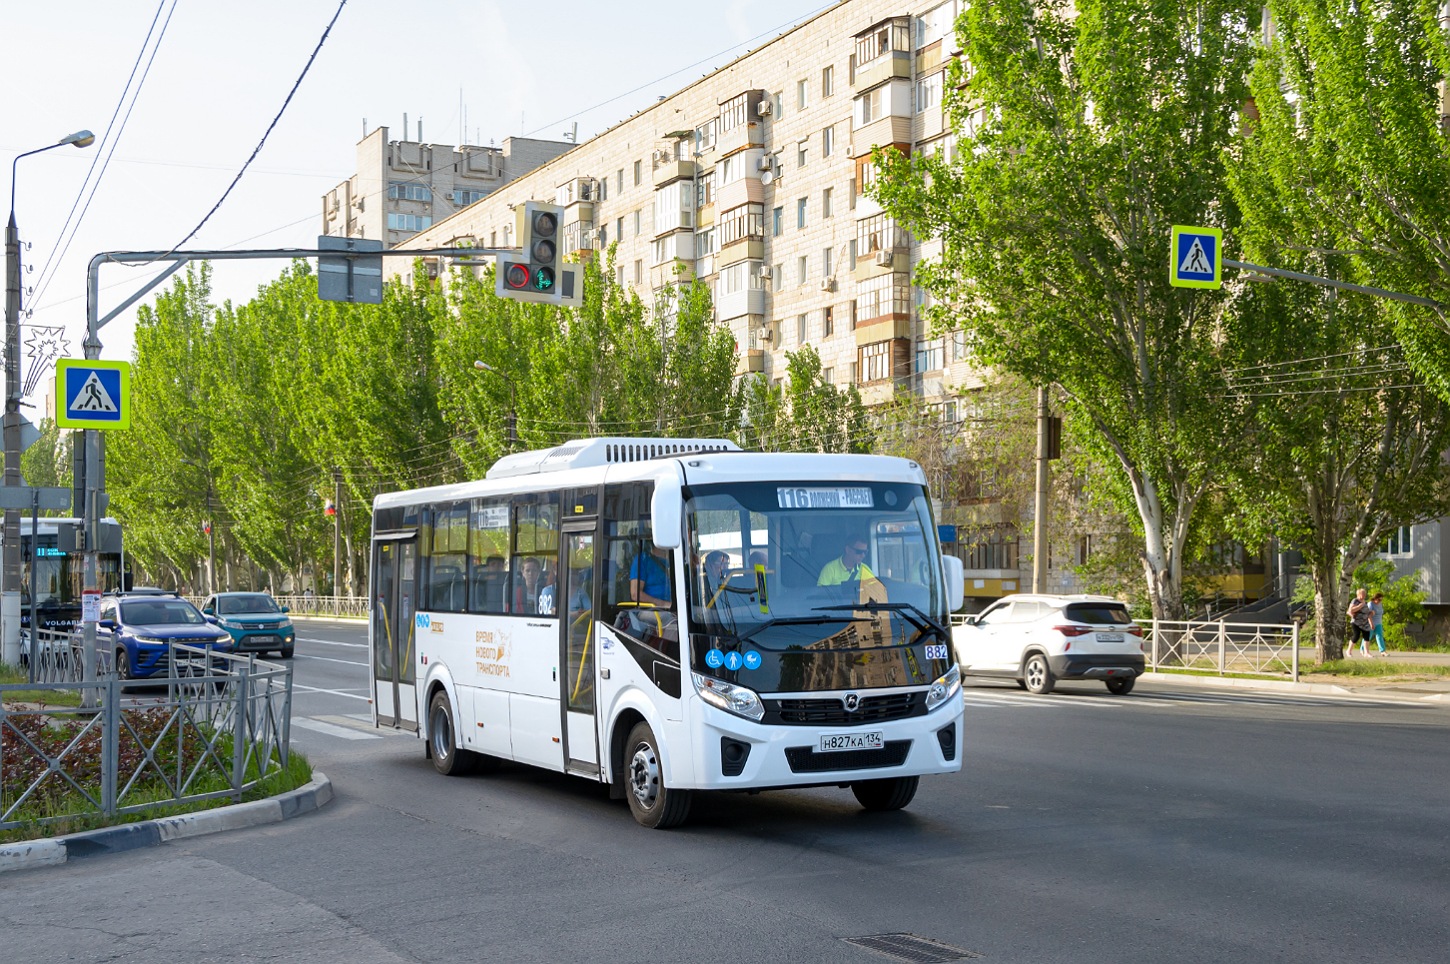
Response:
[845,144,855,157]
[653,149,671,165]
[756,100,773,117]
[756,325,773,341]
[757,155,774,171]
[874,249,894,267]
[820,277,836,292]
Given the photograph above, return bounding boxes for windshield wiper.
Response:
[811,602,949,639]
[736,612,857,644]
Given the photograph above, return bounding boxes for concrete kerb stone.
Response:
[0,771,331,874]
[1140,670,1450,701]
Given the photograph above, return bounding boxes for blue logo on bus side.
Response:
[743,650,762,671]
[416,613,430,629]
[724,651,745,671]
[705,649,725,669]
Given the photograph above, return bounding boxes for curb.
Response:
[1140,671,1448,701]
[0,771,332,875]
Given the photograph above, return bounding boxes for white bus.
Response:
[369,438,966,828]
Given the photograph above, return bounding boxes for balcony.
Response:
[738,349,767,374]
[719,237,765,266]
[854,250,909,281]
[716,174,765,211]
[854,314,911,346]
[717,119,764,157]
[653,157,697,187]
[854,50,913,92]
[853,116,914,157]
[718,286,767,321]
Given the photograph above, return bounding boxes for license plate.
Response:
[249,635,277,645]
[1096,632,1124,642]
[818,731,884,753]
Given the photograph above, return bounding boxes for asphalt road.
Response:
[3,617,1448,964]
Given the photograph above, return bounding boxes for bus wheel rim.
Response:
[629,743,660,809]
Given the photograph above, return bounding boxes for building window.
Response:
[916,72,943,114]
[773,263,783,288]
[616,216,624,241]
[797,313,807,343]
[653,181,694,233]
[915,337,945,373]
[823,366,834,383]
[634,209,642,236]
[823,125,835,158]
[859,340,892,382]
[772,206,783,237]
[720,92,749,132]
[797,255,808,286]
[849,239,858,269]
[773,90,785,119]
[964,532,1020,571]
[387,213,433,232]
[1383,526,1414,555]
[617,169,624,194]
[600,178,608,201]
[798,139,808,168]
[855,21,911,68]
[697,170,716,208]
[856,273,912,320]
[617,264,625,286]
[695,118,717,154]
[387,182,432,202]
[797,78,809,110]
[1074,535,1094,567]
[917,3,956,48]
[453,189,486,206]
[797,197,807,229]
[822,187,834,218]
[633,160,642,186]
[822,65,835,98]
[857,213,907,253]
[855,87,884,127]
[952,330,969,361]
[634,259,643,284]
[824,306,834,337]
[823,247,833,278]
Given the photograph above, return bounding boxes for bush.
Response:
[1352,560,1429,650]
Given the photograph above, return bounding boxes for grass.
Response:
[1300,659,1450,679]
[0,663,84,708]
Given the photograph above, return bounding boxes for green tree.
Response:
[739,345,871,453]
[1239,0,1450,402]
[873,0,1261,619]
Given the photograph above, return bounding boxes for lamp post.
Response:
[4,129,95,664]
[473,360,517,451]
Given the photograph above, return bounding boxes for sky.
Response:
[4,0,838,415]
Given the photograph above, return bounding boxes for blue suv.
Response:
[99,592,234,680]
[200,592,296,658]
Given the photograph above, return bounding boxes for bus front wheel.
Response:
[624,722,692,829]
[428,690,475,776]
[852,775,919,812]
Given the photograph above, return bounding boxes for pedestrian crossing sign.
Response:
[1170,225,1222,289]
[55,359,131,430]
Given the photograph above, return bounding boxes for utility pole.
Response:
[333,469,342,597]
[1032,387,1050,593]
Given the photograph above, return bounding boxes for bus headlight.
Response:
[692,673,765,722]
[925,665,961,712]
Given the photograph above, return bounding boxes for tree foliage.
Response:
[874,0,1262,618]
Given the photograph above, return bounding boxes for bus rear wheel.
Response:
[852,775,919,812]
[624,722,691,829]
[428,690,476,776]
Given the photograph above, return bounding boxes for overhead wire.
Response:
[161,0,349,255]
[28,0,177,315]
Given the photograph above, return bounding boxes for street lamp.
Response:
[4,129,95,665]
[473,360,517,451]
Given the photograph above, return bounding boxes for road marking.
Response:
[294,653,367,667]
[292,683,371,702]
[292,717,380,740]
[297,637,367,649]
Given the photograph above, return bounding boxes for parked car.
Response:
[953,593,1145,695]
[99,591,234,680]
[200,592,296,658]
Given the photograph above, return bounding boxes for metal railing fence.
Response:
[1,641,293,833]
[1143,619,1301,682]
[181,594,368,620]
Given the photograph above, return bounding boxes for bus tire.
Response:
[428,690,474,776]
[852,775,919,812]
[624,721,691,829]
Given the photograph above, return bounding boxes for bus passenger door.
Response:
[372,536,420,731]
[559,526,600,773]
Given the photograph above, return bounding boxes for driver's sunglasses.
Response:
[845,545,867,556]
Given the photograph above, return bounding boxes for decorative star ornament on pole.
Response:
[22,325,70,397]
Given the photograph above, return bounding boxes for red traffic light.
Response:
[503,263,531,290]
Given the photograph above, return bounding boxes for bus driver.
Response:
[817,536,875,586]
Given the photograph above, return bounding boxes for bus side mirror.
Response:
[942,555,965,613]
[650,472,683,550]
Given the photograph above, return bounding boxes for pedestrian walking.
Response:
[1369,592,1387,656]
[1347,587,1373,657]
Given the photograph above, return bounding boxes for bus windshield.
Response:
[685,480,950,691]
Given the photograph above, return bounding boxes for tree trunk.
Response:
[1311,569,1350,662]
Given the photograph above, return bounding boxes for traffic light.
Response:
[496,201,563,304]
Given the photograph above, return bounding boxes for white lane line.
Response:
[292,717,380,741]
[298,637,367,648]
[292,683,372,701]
[294,653,367,667]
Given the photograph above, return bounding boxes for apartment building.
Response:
[321,124,573,246]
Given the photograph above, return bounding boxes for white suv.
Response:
[953,594,1145,695]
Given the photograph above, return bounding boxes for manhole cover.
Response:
[843,933,982,963]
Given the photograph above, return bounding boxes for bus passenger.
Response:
[512,557,545,614]
[630,545,673,607]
